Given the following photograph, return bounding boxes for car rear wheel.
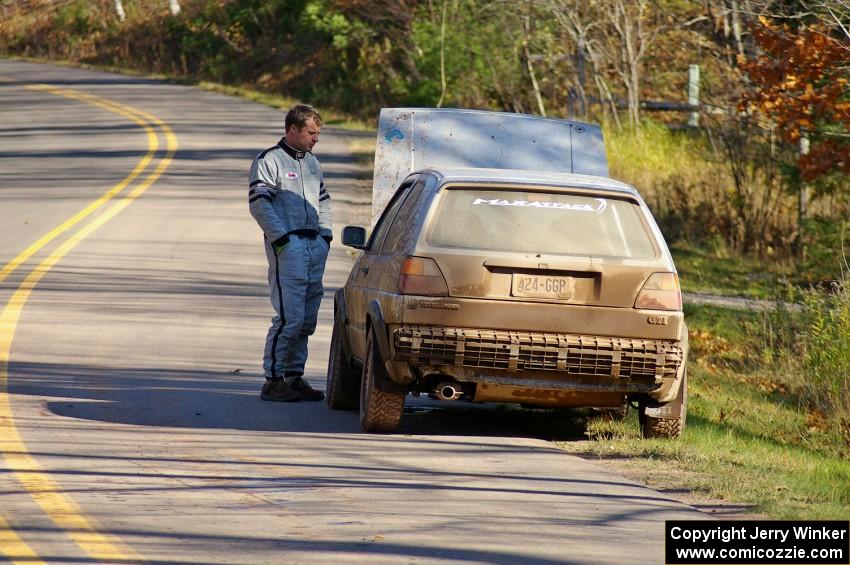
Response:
[359,330,404,432]
[640,370,687,439]
[326,321,360,410]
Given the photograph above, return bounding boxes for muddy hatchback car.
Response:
[327,167,688,437]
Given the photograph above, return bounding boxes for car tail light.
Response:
[399,257,449,296]
[635,272,682,311]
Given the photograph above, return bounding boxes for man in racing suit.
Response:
[248,104,332,402]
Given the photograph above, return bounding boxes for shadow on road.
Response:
[9,361,590,440]
[8,524,608,565]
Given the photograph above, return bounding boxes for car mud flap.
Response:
[334,289,354,363]
[643,372,686,417]
[643,323,689,409]
[642,394,682,418]
[368,301,409,395]
[334,289,359,393]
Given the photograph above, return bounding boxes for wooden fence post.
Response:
[798,134,810,259]
[114,0,126,21]
[688,64,700,127]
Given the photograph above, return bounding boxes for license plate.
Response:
[512,274,574,299]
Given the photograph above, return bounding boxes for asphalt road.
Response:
[0,60,707,565]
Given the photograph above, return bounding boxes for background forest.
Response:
[2,0,850,515]
[2,0,848,273]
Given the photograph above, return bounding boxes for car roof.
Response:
[418,167,639,197]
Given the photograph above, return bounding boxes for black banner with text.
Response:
[665,520,849,565]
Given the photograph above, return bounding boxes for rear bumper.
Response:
[393,325,682,379]
[389,324,686,403]
[368,293,687,404]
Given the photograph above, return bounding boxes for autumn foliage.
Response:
[741,17,850,181]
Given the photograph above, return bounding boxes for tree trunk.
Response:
[524,11,547,116]
[730,0,744,56]
[546,2,607,122]
[436,0,448,107]
[615,0,644,129]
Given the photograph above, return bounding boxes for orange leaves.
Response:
[740,18,850,181]
[806,408,829,433]
[800,140,850,181]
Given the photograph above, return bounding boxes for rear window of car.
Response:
[427,187,657,258]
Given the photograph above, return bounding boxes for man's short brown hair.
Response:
[285,104,323,132]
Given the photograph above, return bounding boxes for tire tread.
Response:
[360,331,404,432]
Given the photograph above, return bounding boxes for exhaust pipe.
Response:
[433,382,463,401]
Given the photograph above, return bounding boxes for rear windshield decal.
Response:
[472,197,608,214]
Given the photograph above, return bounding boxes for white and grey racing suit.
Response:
[248,138,332,380]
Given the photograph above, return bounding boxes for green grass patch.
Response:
[673,242,792,298]
[606,121,704,196]
[563,302,850,519]
[683,303,787,375]
[566,364,850,518]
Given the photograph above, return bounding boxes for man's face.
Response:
[285,118,321,152]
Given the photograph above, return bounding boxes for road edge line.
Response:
[0,83,158,284]
[0,515,46,565]
[0,85,177,563]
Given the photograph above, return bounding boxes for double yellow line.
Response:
[0,81,177,564]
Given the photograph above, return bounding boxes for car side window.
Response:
[380,178,428,254]
[366,182,412,253]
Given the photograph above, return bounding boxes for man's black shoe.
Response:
[260,379,301,402]
[288,377,325,401]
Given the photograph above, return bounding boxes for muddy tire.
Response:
[359,330,404,432]
[640,370,687,439]
[326,321,359,410]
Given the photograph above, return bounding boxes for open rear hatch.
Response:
[371,108,608,225]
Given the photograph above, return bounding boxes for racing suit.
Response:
[248,138,332,380]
